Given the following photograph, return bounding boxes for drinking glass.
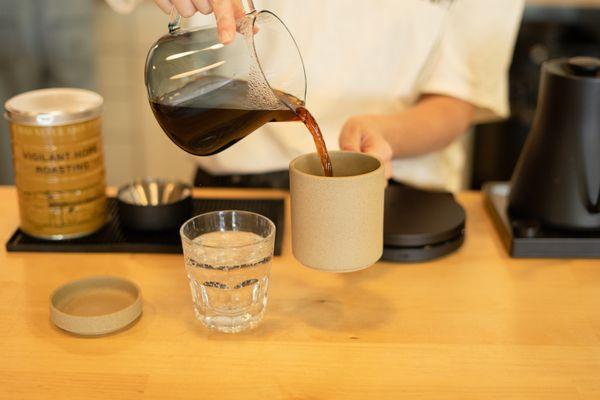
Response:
[180,211,275,333]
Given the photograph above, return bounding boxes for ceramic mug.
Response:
[289,151,385,272]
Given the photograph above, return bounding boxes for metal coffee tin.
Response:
[5,88,107,239]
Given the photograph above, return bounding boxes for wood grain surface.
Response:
[0,186,599,399]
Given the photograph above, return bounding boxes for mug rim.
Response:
[289,150,383,181]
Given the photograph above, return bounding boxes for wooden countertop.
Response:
[1,186,599,399]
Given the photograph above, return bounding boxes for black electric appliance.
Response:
[485,57,600,258]
[471,7,600,189]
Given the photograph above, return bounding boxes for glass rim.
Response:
[179,210,276,249]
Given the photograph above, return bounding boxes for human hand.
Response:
[339,115,394,179]
[153,0,245,44]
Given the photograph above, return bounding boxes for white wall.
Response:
[93,0,196,187]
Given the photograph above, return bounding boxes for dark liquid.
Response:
[295,106,333,177]
[150,77,333,176]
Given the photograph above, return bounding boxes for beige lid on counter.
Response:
[50,276,142,336]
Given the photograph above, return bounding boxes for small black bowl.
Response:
[117,179,193,232]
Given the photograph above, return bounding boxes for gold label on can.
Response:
[10,118,107,239]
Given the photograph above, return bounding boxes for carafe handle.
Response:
[168,0,256,34]
[168,7,181,33]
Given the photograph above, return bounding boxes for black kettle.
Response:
[509,57,600,230]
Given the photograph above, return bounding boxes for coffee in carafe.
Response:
[150,76,333,177]
[150,76,296,156]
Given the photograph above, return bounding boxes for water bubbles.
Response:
[239,14,284,110]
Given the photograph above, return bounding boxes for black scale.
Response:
[382,181,466,262]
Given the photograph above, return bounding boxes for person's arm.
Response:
[339,95,475,177]
[154,0,243,44]
[340,0,523,178]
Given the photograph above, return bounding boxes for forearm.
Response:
[338,95,476,178]
[383,95,475,158]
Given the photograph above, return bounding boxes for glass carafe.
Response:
[145,1,306,156]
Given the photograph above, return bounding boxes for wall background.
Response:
[93,0,196,187]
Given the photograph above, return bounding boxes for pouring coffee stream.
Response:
[146,4,333,177]
[295,106,333,177]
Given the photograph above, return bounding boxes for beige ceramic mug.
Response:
[289,151,385,272]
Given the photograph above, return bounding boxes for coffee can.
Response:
[4,88,108,239]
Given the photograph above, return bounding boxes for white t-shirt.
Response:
[191,0,524,191]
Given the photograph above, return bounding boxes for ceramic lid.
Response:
[50,276,142,336]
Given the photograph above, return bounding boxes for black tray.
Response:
[484,182,600,258]
[6,197,284,256]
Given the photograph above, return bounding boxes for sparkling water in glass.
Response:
[180,211,275,333]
